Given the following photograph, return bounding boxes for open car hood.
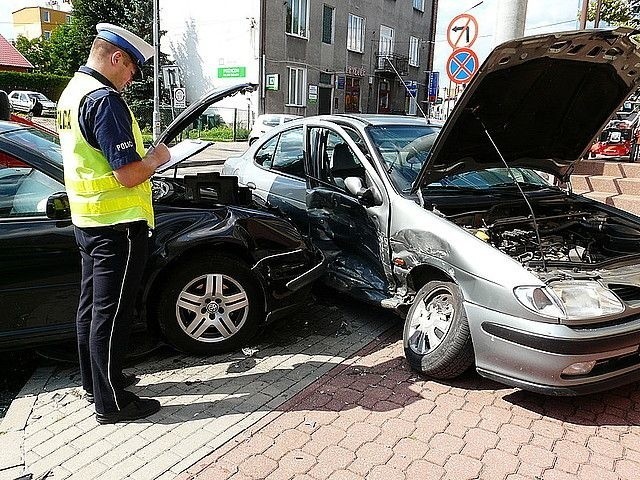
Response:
[154,83,257,168]
[413,28,640,191]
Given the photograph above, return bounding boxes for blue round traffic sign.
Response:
[447,47,479,85]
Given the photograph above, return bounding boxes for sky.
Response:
[433,0,584,94]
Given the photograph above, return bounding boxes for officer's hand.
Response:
[150,143,171,167]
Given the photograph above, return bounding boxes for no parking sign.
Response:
[446,48,479,85]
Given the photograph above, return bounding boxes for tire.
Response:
[156,254,263,354]
[31,100,42,117]
[403,280,474,379]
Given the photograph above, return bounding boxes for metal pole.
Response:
[152,0,161,141]
[594,0,603,28]
[579,0,589,29]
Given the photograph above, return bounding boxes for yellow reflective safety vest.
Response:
[57,72,154,228]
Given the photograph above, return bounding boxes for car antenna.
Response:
[383,57,431,124]
[474,113,548,272]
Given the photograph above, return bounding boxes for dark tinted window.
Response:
[254,135,278,167]
[322,5,333,44]
[271,127,305,178]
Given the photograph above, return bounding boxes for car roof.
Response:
[310,113,437,128]
[0,120,29,133]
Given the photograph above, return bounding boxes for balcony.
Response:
[375,53,409,76]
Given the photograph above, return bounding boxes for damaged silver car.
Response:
[224,28,640,395]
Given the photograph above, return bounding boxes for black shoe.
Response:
[95,397,161,424]
[85,373,139,403]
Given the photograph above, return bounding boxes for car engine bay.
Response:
[442,194,640,270]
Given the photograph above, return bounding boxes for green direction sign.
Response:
[217,66,246,78]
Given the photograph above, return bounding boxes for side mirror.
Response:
[46,192,71,220]
[344,177,382,207]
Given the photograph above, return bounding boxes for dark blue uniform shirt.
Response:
[78,66,142,170]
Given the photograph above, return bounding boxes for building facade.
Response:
[12,6,71,41]
[259,0,438,117]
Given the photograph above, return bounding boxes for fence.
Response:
[157,105,253,142]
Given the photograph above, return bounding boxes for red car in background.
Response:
[589,119,635,158]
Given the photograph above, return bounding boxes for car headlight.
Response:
[514,281,624,320]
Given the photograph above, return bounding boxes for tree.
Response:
[170,18,211,103]
[68,0,170,128]
[14,35,52,73]
[48,22,85,76]
[587,0,638,26]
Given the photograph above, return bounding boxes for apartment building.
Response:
[260,0,438,116]
[12,6,72,41]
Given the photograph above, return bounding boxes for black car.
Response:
[0,84,323,354]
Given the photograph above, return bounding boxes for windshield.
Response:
[367,124,440,191]
[427,168,551,190]
[0,127,62,166]
[27,93,50,102]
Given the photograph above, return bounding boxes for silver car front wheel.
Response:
[403,280,474,379]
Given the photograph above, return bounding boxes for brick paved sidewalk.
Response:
[0,292,396,480]
[180,328,640,480]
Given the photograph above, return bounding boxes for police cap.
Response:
[95,23,153,70]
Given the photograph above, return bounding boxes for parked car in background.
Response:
[0,84,323,354]
[589,119,636,158]
[8,90,57,117]
[248,114,302,145]
[225,29,640,395]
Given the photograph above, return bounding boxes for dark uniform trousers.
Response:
[74,220,148,414]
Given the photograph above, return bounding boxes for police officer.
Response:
[57,23,170,424]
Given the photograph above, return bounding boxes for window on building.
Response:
[286,0,308,38]
[66,15,72,24]
[412,0,424,11]
[409,36,420,67]
[42,10,50,22]
[288,67,306,106]
[347,14,365,53]
[43,31,51,40]
[319,72,332,85]
[345,77,361,113]
[322,5,334,44]
[379,25,394,56]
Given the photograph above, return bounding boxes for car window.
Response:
[254,135,279,167]
[429,168,550,189]
[262,115,282,127]
[271,127,305,178]
[313,128,364,192]
[367,125,440,191]
[0,165,63,218]
[0,127,62,167]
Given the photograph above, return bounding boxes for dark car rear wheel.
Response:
[156,254,263,354]
[403,280,474,379]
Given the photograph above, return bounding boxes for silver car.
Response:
[8,90,57,117]
[224,29,640,395]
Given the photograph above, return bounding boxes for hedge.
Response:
[0,71,71,101]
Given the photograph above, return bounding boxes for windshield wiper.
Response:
[417,185,483,193]
[490,182,550,190]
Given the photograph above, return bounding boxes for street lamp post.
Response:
[153,0,161,141]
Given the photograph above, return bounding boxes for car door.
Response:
[247,126,309,230]
[0,140,79,348]
[305,121,393,303]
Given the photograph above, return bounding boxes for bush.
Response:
[188,126,249,141]
[0,71,71,101]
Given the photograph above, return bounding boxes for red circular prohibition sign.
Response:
[447,47,479,85]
